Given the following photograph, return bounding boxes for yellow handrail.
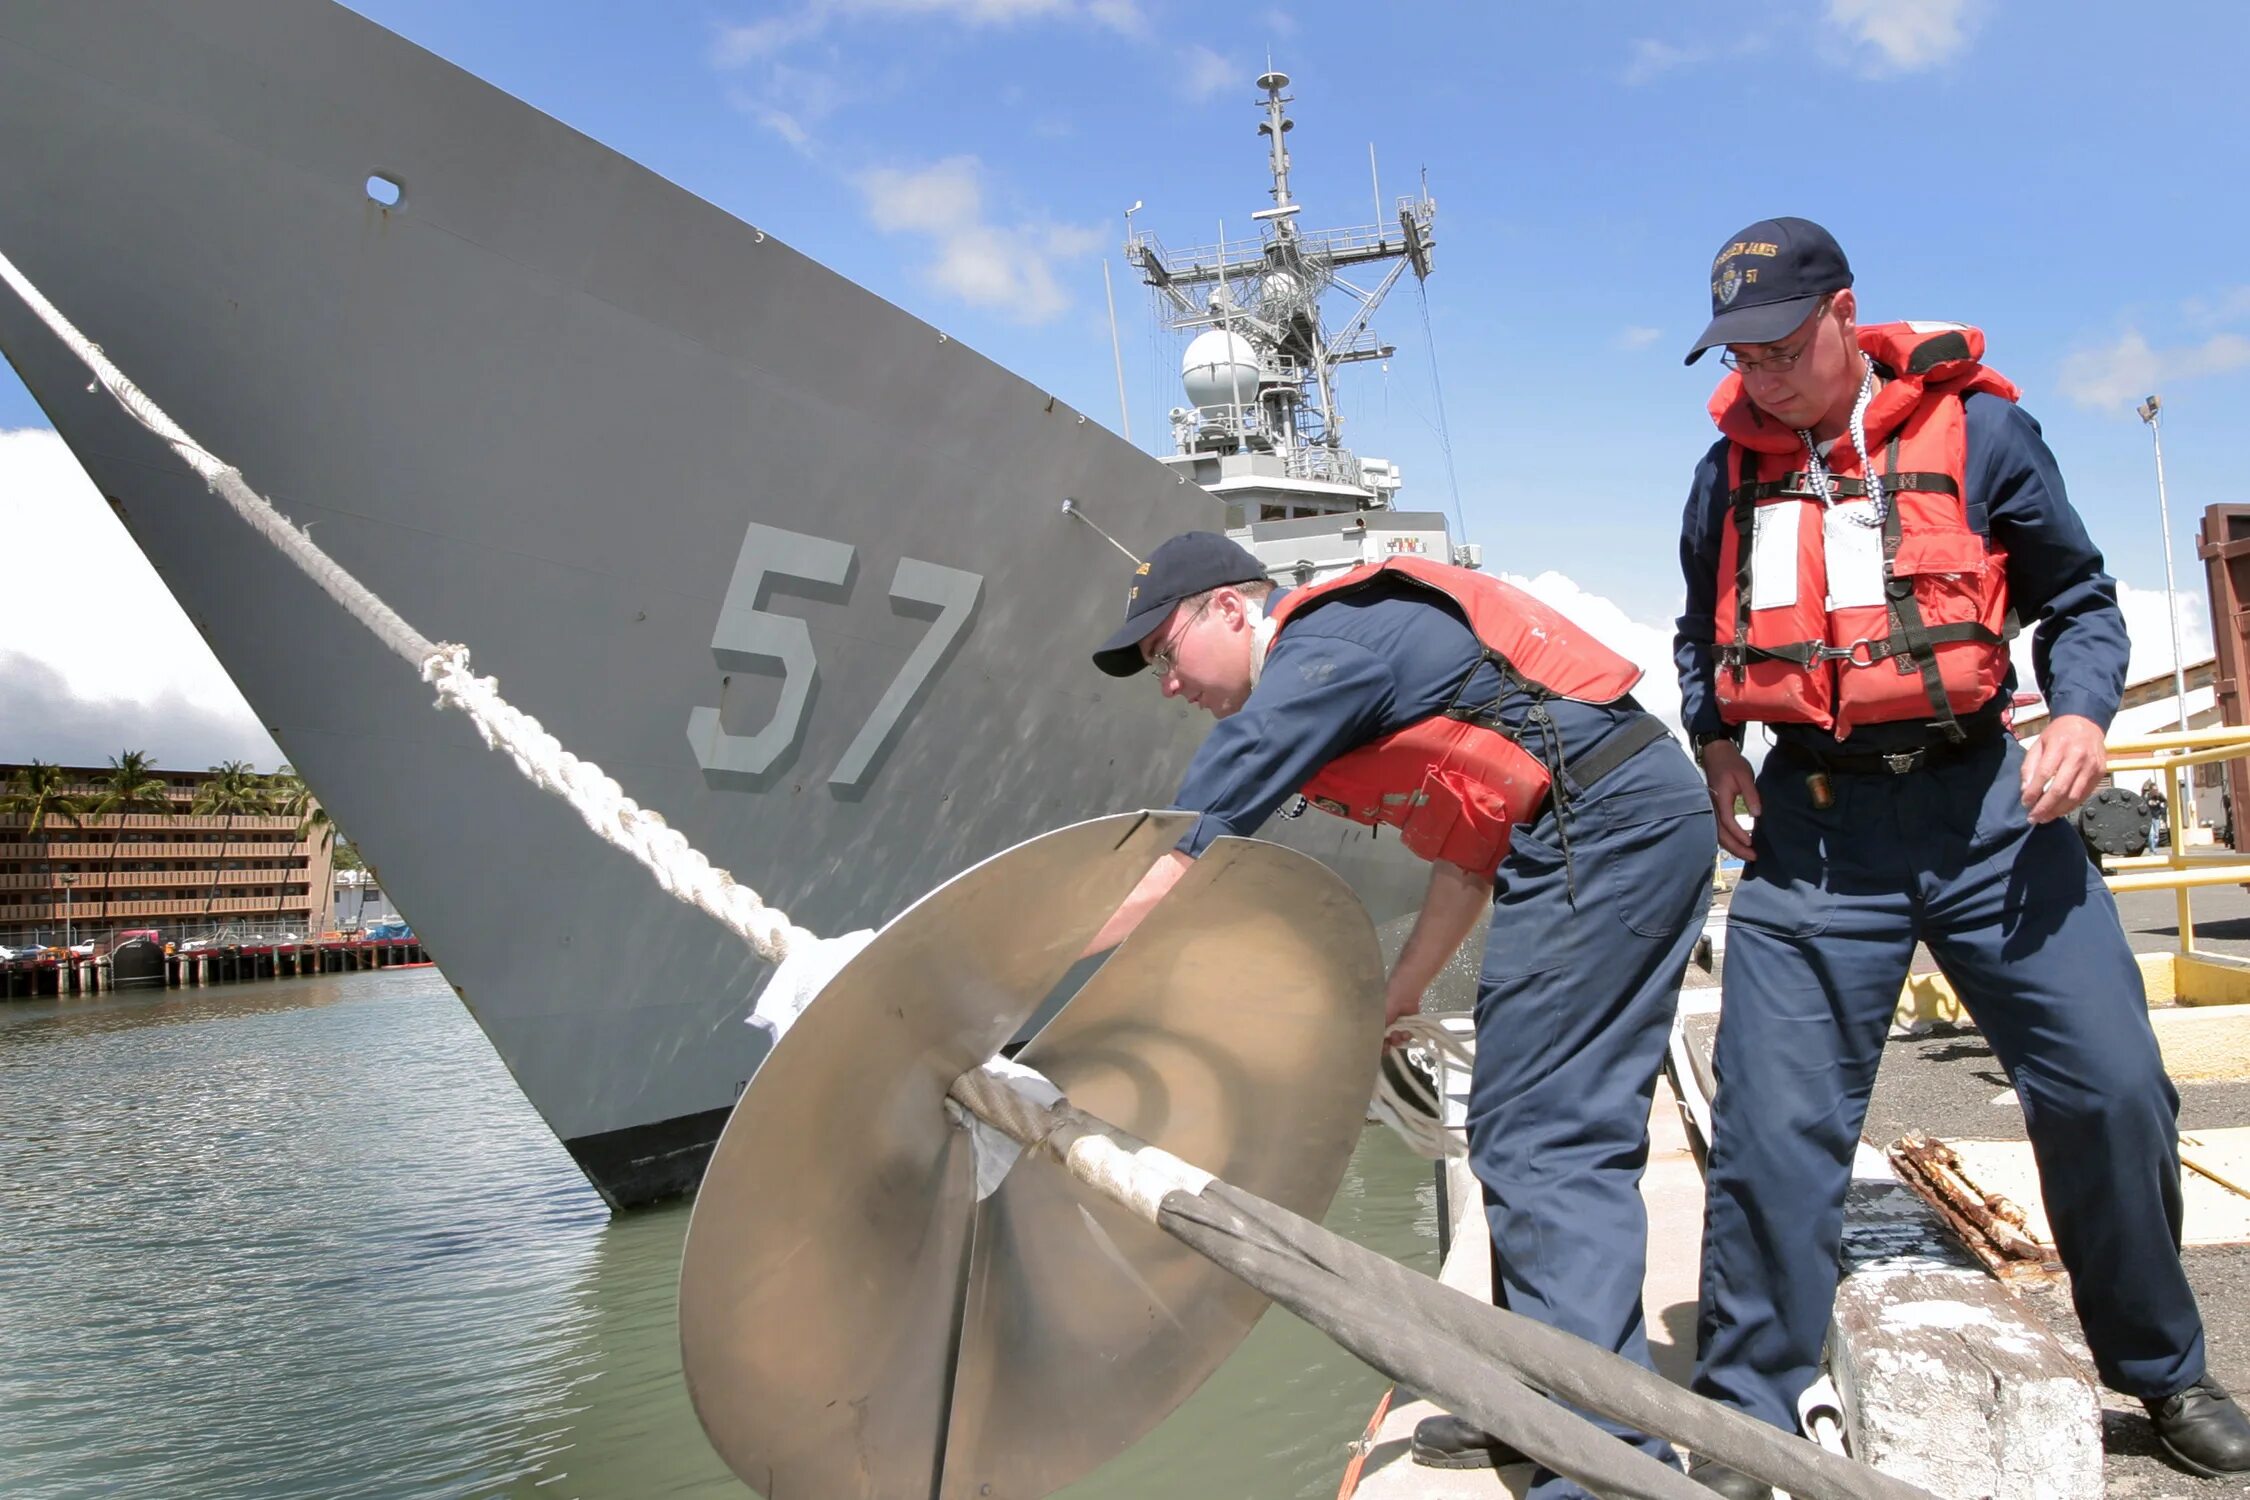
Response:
[2097,725,2250,954]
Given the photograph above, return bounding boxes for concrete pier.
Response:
[3,938,432,1000]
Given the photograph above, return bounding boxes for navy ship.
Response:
[0,3,1472,1207]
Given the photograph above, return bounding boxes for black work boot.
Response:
[1409,1413,1527,1470]
[2146,1376,2250,1478]
[1687,1454,1774,1500]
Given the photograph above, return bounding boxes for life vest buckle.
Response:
[1823,638,1883,667]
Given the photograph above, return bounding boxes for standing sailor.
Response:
[1673,217,2250,1495]
[1088,531,1714,1497]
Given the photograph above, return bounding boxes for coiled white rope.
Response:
[0,246,813,964]
[1372,1013,1474,1160]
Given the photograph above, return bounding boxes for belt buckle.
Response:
[1881,750,1924,775]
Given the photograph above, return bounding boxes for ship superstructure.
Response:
[1129,72,1478,583]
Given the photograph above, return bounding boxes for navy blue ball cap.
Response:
[1091,530,1266,677]
[1684,216,1853,365]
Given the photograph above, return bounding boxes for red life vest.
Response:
[1708,320,2018,740]
[1265,558,1642,876]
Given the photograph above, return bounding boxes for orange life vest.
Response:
[1265,558,1643,876]
[1708,321,2018,740]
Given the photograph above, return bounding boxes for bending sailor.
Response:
[1086,530,1716,1499]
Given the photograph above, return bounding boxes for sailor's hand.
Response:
[1382,976,1424,1048]
[2020,714,2106,824]
[1701,739,1759,862]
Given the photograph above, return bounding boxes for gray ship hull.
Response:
[0,0,1448,1207]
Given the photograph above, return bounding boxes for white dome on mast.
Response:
[1180,329,1260,408]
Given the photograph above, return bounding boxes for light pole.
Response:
[2138,396,2192,735]
[60,872,75,952]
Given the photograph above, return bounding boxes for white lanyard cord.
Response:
[1795,355,1885,527]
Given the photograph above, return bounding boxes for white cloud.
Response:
[1826,0,1981,73]
[712,0,1136,144]
[715,0,1138,67]
[1622,37,1706,86]
[1183,45,1240,102]
[1622,33,1772,86]
[0,428,277,768]
[2056,328,2250,412]
[2006,579,2213,731]
[2116,578,2214,685]
[842,0,1071,20]
[1083,0,1144,33]
[720,58,854,149]
[838,0,1142,28]
[1502,570,1686,736]
[2184,286,2250,328]
[756,107,810,146]
[711,13,825,66]
[1616,325,1663,351]
[857,156,1101,324]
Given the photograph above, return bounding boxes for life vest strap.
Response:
[1869,433,1972,740]
[1725,470,1958,506]
[1833,619,2008,664]
[1716,639,1824,669]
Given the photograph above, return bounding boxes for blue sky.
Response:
[3,0,2245,757]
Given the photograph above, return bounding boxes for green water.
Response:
[0,970,1438,1499]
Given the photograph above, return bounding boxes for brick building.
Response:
[0,763,333,948]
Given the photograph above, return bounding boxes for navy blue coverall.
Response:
[1674,391,2209,1434]
[1173,575,1715,1498]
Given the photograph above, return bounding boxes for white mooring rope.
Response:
[0,247,1451,1156]
[0,246,813,965]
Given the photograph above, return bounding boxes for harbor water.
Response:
[0,969,1438,1499]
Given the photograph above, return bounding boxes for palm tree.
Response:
[90,750,171,820]
[2,761,87,943]
[88,752,172,928]
[191,760,270,929]
[267,764,335,923]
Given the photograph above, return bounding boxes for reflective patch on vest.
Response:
[1822,499,1886,611]
[1748,502,1801,610]
[1903,320,1969,334]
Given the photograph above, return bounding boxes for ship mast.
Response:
[1125,70,1436,515]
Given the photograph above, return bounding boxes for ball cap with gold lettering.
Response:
[1684,216,1853,365]
[1091,530,1267,677]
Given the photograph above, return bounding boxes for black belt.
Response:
[1556,712,1674,793]
[1782,717,2003,776]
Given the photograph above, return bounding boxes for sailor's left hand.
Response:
[2020,713,2107,824]
[1382,977,1423,1048]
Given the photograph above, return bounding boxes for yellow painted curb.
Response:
[1891,950,2250,1033]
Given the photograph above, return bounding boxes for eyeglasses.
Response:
[1145,598,1211,679]
[1719,296,1832,375]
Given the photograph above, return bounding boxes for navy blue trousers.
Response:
[1471,738,1715,1500]
[1693,734,2207,1435]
